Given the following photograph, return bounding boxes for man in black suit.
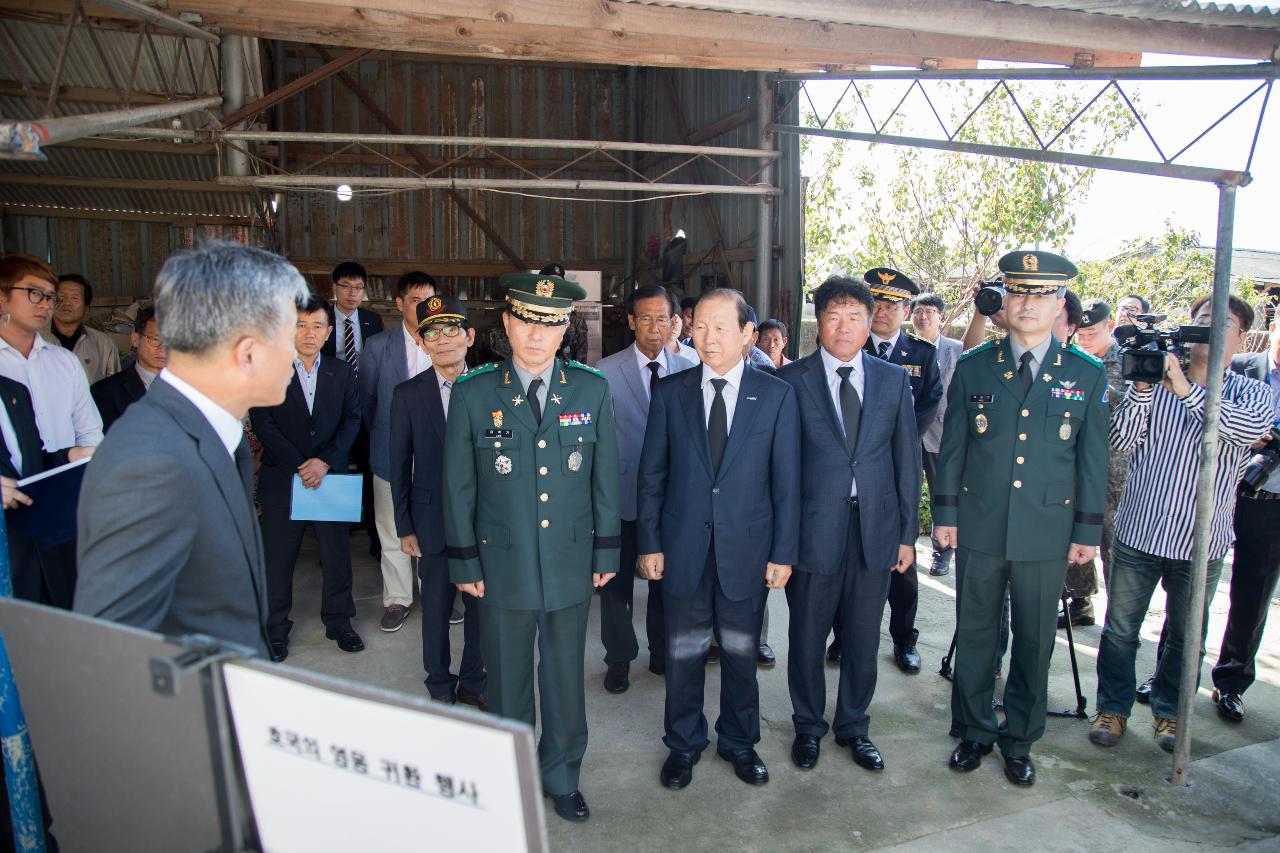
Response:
[91,306,166,433]
[323,260,384,558]
[637,288,800,790]
[76,241,309,657]
[778,276,921,773]
[390,295,487,709]
[250,295,363,661]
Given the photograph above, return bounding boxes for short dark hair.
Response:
[758,318,788,337]
[58,273,93,306]
[812,275,874,317]
[679,296,699,313]
[331,261,367,284]
[744,303,759,327]
[696,288,751,329]
[626,284,671,317]
[300,293,330,320]
[133,305,157,335]
[1189,293,1255,332]
[911,293,945,313]
[1123,293,1150,312]
[1063,288,1083,331]
[396,270,436,298]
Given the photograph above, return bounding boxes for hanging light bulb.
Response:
[336,184,353,202]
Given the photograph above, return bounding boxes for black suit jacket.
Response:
[91,366,147,433]
[322,304,384,359]
[865,331,942,435]
[388,367,448,554]
[1231,350,1269,383]
[249,356,362,510]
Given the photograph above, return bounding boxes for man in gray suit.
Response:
[74,242,308,656]
[910,292,963,577]
[596,284,697,693]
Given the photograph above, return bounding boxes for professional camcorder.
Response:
[974,276,1005,317]
[1240,425,1280,495]
[1114,313,1210,384]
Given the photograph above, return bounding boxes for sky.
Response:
[799,52,1278,264]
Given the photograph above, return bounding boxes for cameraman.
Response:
[1089,294,1273,753]
[1210,308,1280,722]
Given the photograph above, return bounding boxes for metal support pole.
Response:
[754,71,774,318]
[88,0,218,43]
[1170,182,1236,786]
[1,97,222,158]
[220,35,249,177]
[623,65,639,295]
[218,174,779,196]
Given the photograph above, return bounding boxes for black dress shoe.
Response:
[456,686,489,712]
[660,750,700,789]
[836,735,884,772]
[649,659,666,676]
[707,645,721,663]
[325,624,365,653]
[269,640,288,662]
[718,747,769,785]
[1135,675,1153,704]
[546,790,590,823]
[1003,754,1035,786]
[604,662,631,694]
[826,641,842,665]
[949,739,992,772]
[756,644,776,668]
[1213,689,1245,722]
[791,734,820,770]
[894,644,921,673]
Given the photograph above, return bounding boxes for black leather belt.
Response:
[1242,489,1280,501]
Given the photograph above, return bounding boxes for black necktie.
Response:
[1018,351,1035,394]
[647,361,661,398]
[527,377,543,424]
[836,365,861,452]
[708,378,728,476]
[234,437,254,504]
[876,340,891,360]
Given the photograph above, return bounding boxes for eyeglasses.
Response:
[139,333,164,347]
[422,324,462,341]
[334,282,366,292]
[9,287,61,307]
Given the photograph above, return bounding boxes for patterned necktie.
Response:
[1019,351,1035,393]
[876,340,891,360]
[344,317,359,376]
[647,361,661,398]
[528,377,543,424]
[708,378,728,475]
[836,365,861,452]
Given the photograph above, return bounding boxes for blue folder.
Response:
[8,457,91,545]
[290,473,363,522]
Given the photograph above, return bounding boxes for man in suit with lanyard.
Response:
[779,275,920,774]
[596,284,698,693]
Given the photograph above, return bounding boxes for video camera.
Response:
[1240,425,1280,495]
[974,276,1005,317]
[1113,313,1211,384]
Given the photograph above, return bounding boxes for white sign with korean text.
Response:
[223,663,541,852]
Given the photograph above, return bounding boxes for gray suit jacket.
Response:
[73,378,269,657]
[922,335,963,454]
[361,325,411,481]
[598,345,698,520]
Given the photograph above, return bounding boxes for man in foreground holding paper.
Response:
[250,294,364,661]
[74,242,309,658]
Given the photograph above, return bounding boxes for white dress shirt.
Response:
[402,324,431,380]
[820,346,866,496]
[159,370,245,457]
[333,305,364,356]
[869,330,902,357]
[0,333,102,451]
[0,399,22,476]
[700,359,745,429]
[294,355,321,414]
[633,345,670,400]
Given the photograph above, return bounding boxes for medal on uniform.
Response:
[974,413,988,434]
[494,454,513,475]
[1059,423,1071,441]
[567,450,583,472]
[491,409,503,428]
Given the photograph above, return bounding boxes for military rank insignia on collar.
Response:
[559,412,593,427]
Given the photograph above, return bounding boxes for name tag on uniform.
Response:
[483,428,513,439]
[559,412,593,427]
[1050,388,1085,402]
[969,394,994,403]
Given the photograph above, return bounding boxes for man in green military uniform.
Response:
[933,250,1108,786]
[444,271,621,823]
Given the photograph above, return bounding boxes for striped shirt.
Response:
[1111,373,1273,561]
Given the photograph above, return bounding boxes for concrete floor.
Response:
[283,530,1280,851]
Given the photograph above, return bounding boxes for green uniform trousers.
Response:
[953,547,1067,757]
[479,598,591,796]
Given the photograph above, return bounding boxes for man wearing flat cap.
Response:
[933,250,1108,786]
[443,270,620,824]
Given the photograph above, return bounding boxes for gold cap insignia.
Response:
[535,279,556,298]
[876,271,897,286]
[427,296,442,312]
[1022,254,1039,272]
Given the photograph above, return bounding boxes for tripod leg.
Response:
[1060,587,1088,718]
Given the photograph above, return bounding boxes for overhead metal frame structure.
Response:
[771,60,1279,786]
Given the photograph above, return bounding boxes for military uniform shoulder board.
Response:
[958,339,996,362]
[1066,344,1104,367]
[904,329,936,350]
[455,362,498,383]
[566,359,605,378]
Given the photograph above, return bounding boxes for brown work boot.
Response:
[1088,712,1127,747]
[1153,716,1178,753]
